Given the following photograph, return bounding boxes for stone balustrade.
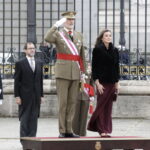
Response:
[0,79,150,119]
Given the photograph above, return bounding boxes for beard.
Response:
[65,24,74,30]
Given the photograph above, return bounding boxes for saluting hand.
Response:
[95,80,105,95]
[54,18,66,27]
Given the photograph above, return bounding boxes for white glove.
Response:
[81,73,88,83]
[90,96,94,101]
[0,100,2,105]
[54,18,66,27]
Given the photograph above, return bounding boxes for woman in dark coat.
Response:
[87,29,120,137]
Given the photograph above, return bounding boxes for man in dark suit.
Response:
[14,42,43,138]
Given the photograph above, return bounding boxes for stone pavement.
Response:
[0,117,150,150]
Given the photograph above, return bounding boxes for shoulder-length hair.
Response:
[95,29,111,47]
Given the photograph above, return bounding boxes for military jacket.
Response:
[45,26,86,80]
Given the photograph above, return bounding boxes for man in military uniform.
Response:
[44,11,86,138]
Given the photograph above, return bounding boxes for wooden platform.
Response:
[21,136,150,150]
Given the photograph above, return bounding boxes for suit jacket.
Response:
[44,26,86,80]
[0,74,3,99]
[14,57,43,119]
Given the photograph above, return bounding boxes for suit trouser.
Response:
[20,102,38,137]
[73,99,89,136]
[56,78,79,133]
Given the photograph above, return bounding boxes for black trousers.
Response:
[20,102,39,137]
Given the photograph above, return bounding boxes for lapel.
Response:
[72,31,80,53]
[24,57,36,74]
[34,58,38,75]
[72,31,78,45]
[63,29,72,41]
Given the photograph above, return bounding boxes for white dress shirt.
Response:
[26,56,35,72]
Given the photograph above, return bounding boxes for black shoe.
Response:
[66,133,80,138]
[59,133,66,138]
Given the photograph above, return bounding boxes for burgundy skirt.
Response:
[87,83,117,134]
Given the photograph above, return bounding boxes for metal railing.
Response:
[0,0,150,80]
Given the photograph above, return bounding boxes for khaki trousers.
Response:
[56,78,79,133]
[73,99,89,136]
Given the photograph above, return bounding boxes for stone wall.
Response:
[0,79,150,119]
[0,79,57,117]
[113,80,150,119]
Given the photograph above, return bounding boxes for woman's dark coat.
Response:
[92,42,120,83]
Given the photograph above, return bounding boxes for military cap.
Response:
[61,11,76,19]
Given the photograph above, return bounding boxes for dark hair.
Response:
[24,42,35,50]
[95,29,111,47]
